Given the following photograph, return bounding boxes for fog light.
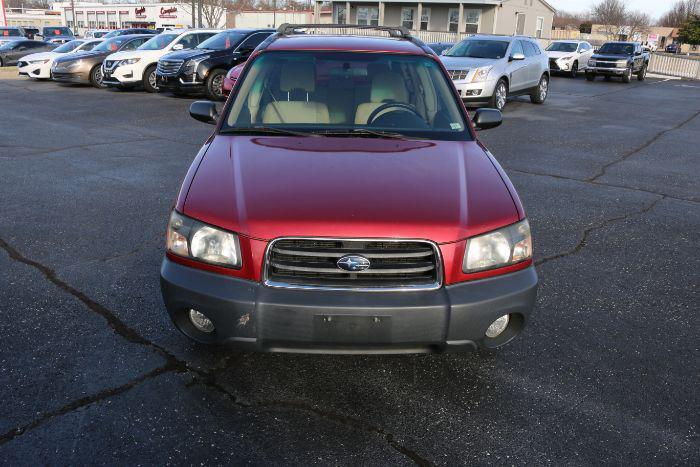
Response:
[485,314,509,338]
[189,309,214,333]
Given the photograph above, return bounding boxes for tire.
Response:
[637,64,647,81]
[142,64,158,93]
[0,58,4,67]
[570,61,578,78]
[530,74,548,104]
[89,65,106,89]
[489,78,508,111]
[205,69,226,101]
[585,72,595,81]
[622,67,632,83]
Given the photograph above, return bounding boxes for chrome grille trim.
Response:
[157,59,184,76]
[447,69,469,80]
[263,237,443,292]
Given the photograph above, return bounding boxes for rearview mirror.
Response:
[472,108,502,131]
[509,52,525,61]
[172,43,184,50]
[190,101,219,125]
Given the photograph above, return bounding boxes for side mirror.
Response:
[172,43,184,50]
[472,108,502,131]
[509,52,525,61]
[190,101,219,125]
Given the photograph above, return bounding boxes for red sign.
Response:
[159,6,177,18]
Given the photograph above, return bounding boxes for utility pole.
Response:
[198,0,203,27]
[0,0,7,27]
[191,0,196,27]
[70,0,76,33]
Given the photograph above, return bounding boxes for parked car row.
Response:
[1,26,76,44]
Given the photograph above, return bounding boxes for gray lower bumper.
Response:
[160,257,538,354]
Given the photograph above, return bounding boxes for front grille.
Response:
[595,61,618,68]
[157,59,183,76]
[549,58,560,70]
[103,60,118,71]
[447,69,469,81]
[265,238,441,290]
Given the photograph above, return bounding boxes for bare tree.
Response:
[592,0,627,39]
[626,10,651,40]
[658,0,700,27]
[176,0,228,28]
[553,10,591,30]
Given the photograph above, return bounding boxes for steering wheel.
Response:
[366,102,424,126]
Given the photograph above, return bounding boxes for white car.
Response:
[545,40,594,78]
[17,39,102,80]
[102,29,219,93]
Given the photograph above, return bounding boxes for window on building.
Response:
[357,7,379,26]
[88,21,96,28]
[335,5,346,24]
[98,21,106,28]
[77,21,84,28]
[420,7,430,30]
[464,9,480,34]
[108,21,117,29]
[516,13,526,35]
[401,7,415,30]
[447,8,459,33]
[536,16,544,38]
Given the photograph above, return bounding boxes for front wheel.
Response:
[637,64,647,81]
[90,65,106,88]
[585,72,595,81]
[205,69,226,101]
[489,79,508,111]
[530,74,548,104]
[142,64,158,93]
[622,67,632,83]
[570,61,578,78]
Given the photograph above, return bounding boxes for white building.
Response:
[53,2,227,36]
[3,8,63,28]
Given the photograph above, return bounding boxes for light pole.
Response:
[1,0,7,27]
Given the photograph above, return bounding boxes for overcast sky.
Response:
[547,0,675,19]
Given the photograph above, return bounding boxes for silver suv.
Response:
[440,35,549,111]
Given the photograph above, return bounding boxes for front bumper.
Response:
[156,74,205,94]
[452,78,498,106]
[160,257,538,354]
[18,63,51,79]
[103,65,141,87]
[51,69,89,84]
[586,66,628,75]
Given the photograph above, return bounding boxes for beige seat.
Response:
[354,72,409,125]
[262,62,330,124]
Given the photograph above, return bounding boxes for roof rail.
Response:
[277,23,410,39]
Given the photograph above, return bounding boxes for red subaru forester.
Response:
[160,24,537,353]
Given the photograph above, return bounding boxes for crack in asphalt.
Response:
[535,195,664,267]
[0,364,178,445]
[587,109,700,182]
[508,168,699,204]
[0,237,431,465]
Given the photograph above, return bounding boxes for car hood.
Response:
[439,56,497,69]
[20,51,60,61]
[547,51,576,58]
[106,49,163,61]
[591,53,631,60]
[57,50,108,63]
[161,48,227,62]
[181,136,520,243]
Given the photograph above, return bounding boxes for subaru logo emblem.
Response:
[337,255,371,272]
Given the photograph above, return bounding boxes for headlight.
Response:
[617,60,629,68]
[120,58,140,65]
[588,59,597,66]
[463,219,532,273]
[29,59,50,64]
[66,60,81,69]
[558,55,573,61]
[166,211,242,268]
[184,56,209,74]
[471,66,492,83]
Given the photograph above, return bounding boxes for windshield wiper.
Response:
[319,128,408,140]
[219,126,318,137]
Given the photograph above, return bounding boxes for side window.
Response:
[121,38,145,51]
[521,40,537,57]
[177,34,198,49]
[238,33,271,52]
[196,32,215,45]
[510,40,524,57]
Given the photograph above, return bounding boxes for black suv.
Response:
[103,28,158,38]
[156,28,274,100]
[585,42,649,83]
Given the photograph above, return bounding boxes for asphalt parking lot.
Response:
[0,70,698,465]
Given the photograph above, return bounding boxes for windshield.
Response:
[546,42,578,52]
[224,51,470,141]
[102,30,125,39]
[1,28,21,37]
[93,37,130,52]
[429,43,454,55]
[43,27,73,37]
[197,31,246,50]
[444,40,509,59]
[139,33,178,50]
[54,40,83,53]
[598,43,634,55]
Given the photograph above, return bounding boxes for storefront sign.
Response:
[159,6,177,18]
[135,7,146,18]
